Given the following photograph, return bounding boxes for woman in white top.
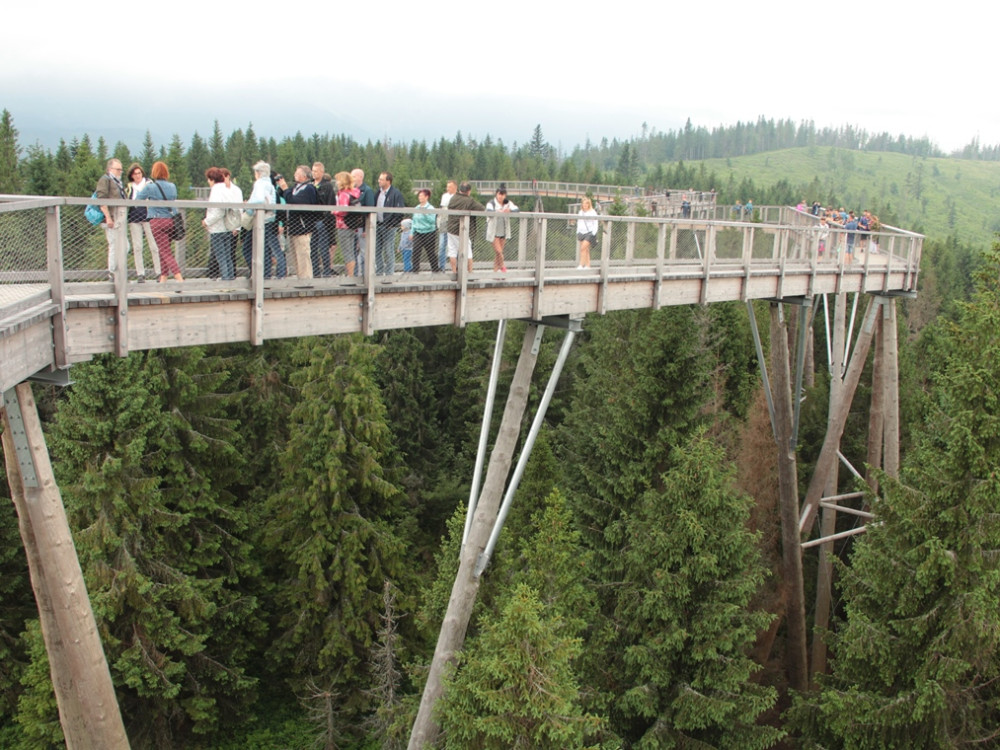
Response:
[485,187,518,272]
[125,163,160,281]
[576,196,598,269]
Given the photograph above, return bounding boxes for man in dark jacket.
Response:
[446,182,485,273]
[374,171,405,276]
[284,165,319,279]
[311,162,336,276]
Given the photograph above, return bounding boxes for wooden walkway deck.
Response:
[0,198,921,393]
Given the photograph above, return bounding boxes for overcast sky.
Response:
[3,0,994,155]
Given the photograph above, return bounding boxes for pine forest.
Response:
[1,109,999,748]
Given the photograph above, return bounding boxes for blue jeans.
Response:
[245,222,285,278]
[375,225,398,276]
[210,232,234,280]
[438,231,448,271]
[310,221,332,276]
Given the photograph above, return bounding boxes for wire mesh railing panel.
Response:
[62,205,120,281]
[0,206,48,306]
[714,227,747,261]
[0,198,924,306]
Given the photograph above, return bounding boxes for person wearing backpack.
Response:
[95,158,127,280]
[334,171,362,277]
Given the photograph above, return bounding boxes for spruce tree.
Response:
[611,430,781,748]
[43,349,260,748]
[437,583,601,749]
[141,130,156,171]
[789,250,1000,747]
[0,439,32,725]
[0,109,22,194]
[262,336,411,712]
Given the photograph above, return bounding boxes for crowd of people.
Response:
[94,158,887,280]
[797,200,882,264]
[96,158,570,282]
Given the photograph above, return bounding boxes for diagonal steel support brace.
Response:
[474,326,576,577]
[463,320,509,547]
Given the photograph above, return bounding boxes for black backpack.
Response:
[345,193,365,230]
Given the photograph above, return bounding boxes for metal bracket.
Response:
[520,315,584,332]
[28,366,73,388]
[2,388,39,487]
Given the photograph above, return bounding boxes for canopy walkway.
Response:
[0,191,921,748]
[0,196,919,392]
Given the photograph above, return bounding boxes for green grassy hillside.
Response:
[699,147,1000,248]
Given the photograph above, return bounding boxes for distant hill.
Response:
[697,147,1000,248]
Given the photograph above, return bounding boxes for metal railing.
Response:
[0,195,922,306]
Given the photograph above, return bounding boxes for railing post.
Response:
[532,218,546,320]
[625,220,636,265]
[250,210,265,345]
[516,213,527,266]
[741,226,754,302]
[364,213,376,335]
[114,211,129,357]
[700,225,713,305]
[598,220,611,316]
[455,215,470,328]
[654,223,666,310]
[175,209,187,272]
[45,206,68,368]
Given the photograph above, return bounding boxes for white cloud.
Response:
[3,0,997,153]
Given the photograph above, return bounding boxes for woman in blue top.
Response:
[135,161,183,282]
[410,188,438,272]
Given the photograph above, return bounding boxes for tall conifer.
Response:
[790,250,1000,747]
[262,336,411,712]
[42,349,259,747]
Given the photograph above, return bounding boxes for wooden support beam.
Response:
[454,217,470,328]
[654,223,666,310]
[799,296,882,534]
[2,384,129,749]
[811,291,847,682]
[408,323,543,750]
[769,303,809,692]
[113,219,129,358]
[531,219,547,321]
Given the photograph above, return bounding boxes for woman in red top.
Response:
[334,171,362,277]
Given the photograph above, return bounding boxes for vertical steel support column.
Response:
[462,320,509,548]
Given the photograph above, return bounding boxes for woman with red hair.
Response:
[136,161,183,282]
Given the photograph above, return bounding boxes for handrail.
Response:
[0,195,923,391]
